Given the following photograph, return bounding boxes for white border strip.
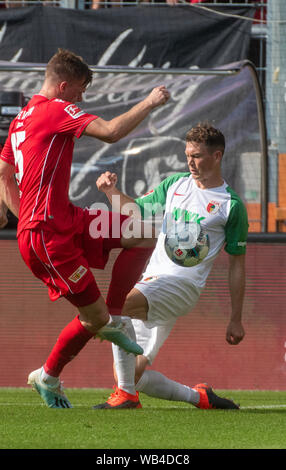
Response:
[0,403,285,410]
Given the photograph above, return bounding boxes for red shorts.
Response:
[18,209,130,307]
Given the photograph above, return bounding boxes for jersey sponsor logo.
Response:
[68,265,87,283]
[172,207,206,224]
[237,241,247,247]
[64,104,85,119]
[174,192,185,196]
[207,201,220,214]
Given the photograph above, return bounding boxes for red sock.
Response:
[106,246,153,315]
[44,315,94,377]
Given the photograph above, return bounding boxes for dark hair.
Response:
[186,122,225,155]
[46,48,93,86]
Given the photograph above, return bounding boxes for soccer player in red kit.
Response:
[0,49,169,408]
[0,143,8,228]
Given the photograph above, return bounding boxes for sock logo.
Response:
[68,265,87,283]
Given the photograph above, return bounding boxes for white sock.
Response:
[104,315,115,327]
[136,370,200,405]
[99,314,120,330]
[112,316,136,396]
[99,315,126,331]
[40,367,60,386]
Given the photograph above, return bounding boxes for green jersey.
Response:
[135,173,248,288]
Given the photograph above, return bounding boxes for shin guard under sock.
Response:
[44,315,94,377]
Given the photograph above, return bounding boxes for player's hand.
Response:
[96,171,118,193]
[146,86,170,109]
[226,320,245,345]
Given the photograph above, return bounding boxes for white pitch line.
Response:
[240,405,286,410]
[0,403,285,410]
[0,403,89,407]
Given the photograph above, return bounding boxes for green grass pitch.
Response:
[0,388,285,450]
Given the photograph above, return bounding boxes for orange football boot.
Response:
[93,387,142,409]
[193,383,239,410]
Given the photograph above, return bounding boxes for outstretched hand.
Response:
[96,171,118,193]
[146,85,170,109]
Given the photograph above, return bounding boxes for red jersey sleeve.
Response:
[47,99,97,138]
[0,132,15,167]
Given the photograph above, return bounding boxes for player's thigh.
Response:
[18,228,97,304]
[83,209,155,267]
[83,209,127,268]
[134,274,202,326]
[122,287,149,321]
[120,219,156,249]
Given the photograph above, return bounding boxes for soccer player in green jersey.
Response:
[94,122,248,410]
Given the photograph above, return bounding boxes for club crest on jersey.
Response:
[207,201,220,214]
[68,265,87,283]
[64,104,85,119]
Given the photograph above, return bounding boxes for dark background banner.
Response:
[0,63,262,219]
[0,5,254,67]
[0,5,259,230]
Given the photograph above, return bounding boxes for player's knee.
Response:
[79,315,107,334]
[122,288,148,321]
[78,297,110,333]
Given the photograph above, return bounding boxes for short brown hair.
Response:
[46,48,93,86]
[186,122,225,155]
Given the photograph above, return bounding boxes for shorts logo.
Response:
[207,201,220,214]
[64,104,85,119]
[68,265,87,283]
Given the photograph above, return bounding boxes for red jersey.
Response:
[0,95,97,236]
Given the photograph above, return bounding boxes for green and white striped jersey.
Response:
[135,172,248,288]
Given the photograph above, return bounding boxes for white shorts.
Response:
[132,318,175,365]
[133,274,202,364]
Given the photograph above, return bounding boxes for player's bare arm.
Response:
[0,199,8,229]
[83,85,170,143]
[96,171,141,218]
[226,253,246,345]
[0,159,20,219]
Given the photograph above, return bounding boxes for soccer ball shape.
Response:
[164,221,209,267]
